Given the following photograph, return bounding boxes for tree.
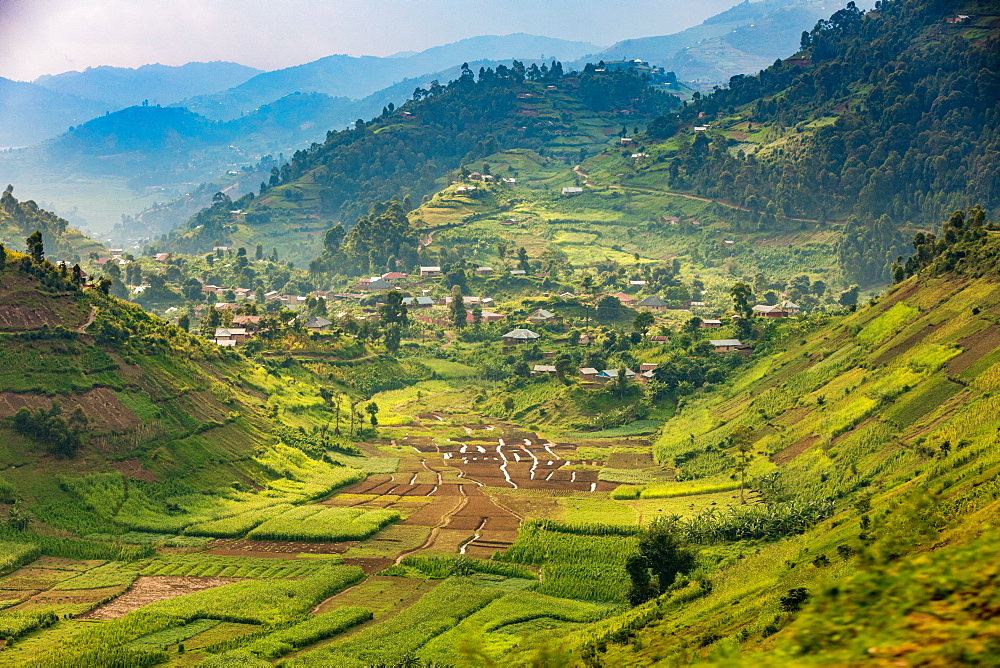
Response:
[516,247,530,272]
[626,518,695,605]
[595,295,622,322]
[365,402,380,428]
[25,231,44,262]
[730,424,753,504]
[633,311,655,336]
[838,284,860,307]
[0,242,6,271]
[449,285,467,328]
[177,314,190,332]
[255,243,264,260]
[379,290,409,326]
[730,282,753,320]
[684,316,703,334]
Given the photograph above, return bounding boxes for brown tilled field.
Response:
[0,388,140,431]
[80,576,242,620]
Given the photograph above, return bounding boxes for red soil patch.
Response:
[606,453,654,469]
[771,436,819,465]
[342,557,394,575]
[0,300,77,330]
[947,324,1000,374]
[0,388,139,432]
[207,540,350,556]
[114,459,159,483]
[873,322,944,367]
[80,576,241,620]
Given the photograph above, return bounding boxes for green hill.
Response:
[0,186,104,263]
[164,65,679,266]
[630,0,999,238]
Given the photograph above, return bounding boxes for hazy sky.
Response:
[0,0,739,81]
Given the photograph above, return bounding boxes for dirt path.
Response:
[76,307,96,334]
[418,230,437,251]
[573,164,592,186]
[393,484,469,564]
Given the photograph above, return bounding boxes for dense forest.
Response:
[646,0,999,228]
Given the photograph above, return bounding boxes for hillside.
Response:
[164,65,678,265]
[34,61,263,109]
[507,206,1000,665]
[0,187,103,263]
[625,0,999,249]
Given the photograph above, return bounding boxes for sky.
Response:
[0,0,739,81]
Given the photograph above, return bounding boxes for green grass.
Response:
[285,578,519,667]
[247,506,399,542]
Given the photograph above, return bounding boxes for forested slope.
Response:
[0,186,104,263]
[636,0,998,234]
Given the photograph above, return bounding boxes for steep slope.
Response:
[0,77,107,149]
[627,0,998,273]
[180,34,603,121]
[0,186,104,263]
[0,243,375,542]
[519,207,1000,665]
[34,61,263,109]
[165,66,677,265]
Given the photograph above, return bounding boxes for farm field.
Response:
[0,369,746,665]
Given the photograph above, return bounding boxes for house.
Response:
[639,363,658,371]
[215,327,248,344]
[502,178,516,184]
[509,269,527,276]
[469,171,483,180]
[631,153,649,159]
[650,335,670,344]
[946,14,971,23]
[611,291,635,305]
[528,309,555,325]
[595,369,636,383]
[640,369,656,382]
[381,272,408,281]
[694,126,710,132]
[578,334,593,346]
[629,280,647,289]
[264,290,280,301]
[201,284,220,295]
[420,266,443,277]
[532,364,557,376]
[724,240,735,247]
[779,300,800,315]
[710,339,743,353]
[661,216,679,224]
[561,187,584,196]
[215,339,237,348]
[636,295,669,312]
[700,319,723,328]
[402,296,434,308]
[500,218,517,225]
[359,277,394,291]
[752,304,788,318]
[689,301,706,307]
[456,186,477,195]
[154,253,170,262]
[232,315,263,330]
[620,137,635,146]
[475,267,494,276]
[301,316,332,331]
[502,328,540,346]
[560,292,576,299]
[579,367,599,381]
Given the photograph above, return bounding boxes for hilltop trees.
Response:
[626,518,696,605]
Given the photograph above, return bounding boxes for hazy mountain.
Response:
[589,0,862,84]
[33,61,263,109]
[180,33,602,120]
[0,77,107,149]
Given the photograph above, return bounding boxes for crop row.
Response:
[247,506,399,542]
[206,607,372,660]
[140,554,337,579]
[399,555,536,580]
[286,578,507,667]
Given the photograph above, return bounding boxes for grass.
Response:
[246,506,400,542]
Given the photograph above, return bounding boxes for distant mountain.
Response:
[0,78,106,148]
[34,61,263,109]
[180,33,602,120]
[588,0,862,84]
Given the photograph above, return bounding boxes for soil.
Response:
[0,388,140,431]
[771,435,820,465]
[79,576,242,620]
